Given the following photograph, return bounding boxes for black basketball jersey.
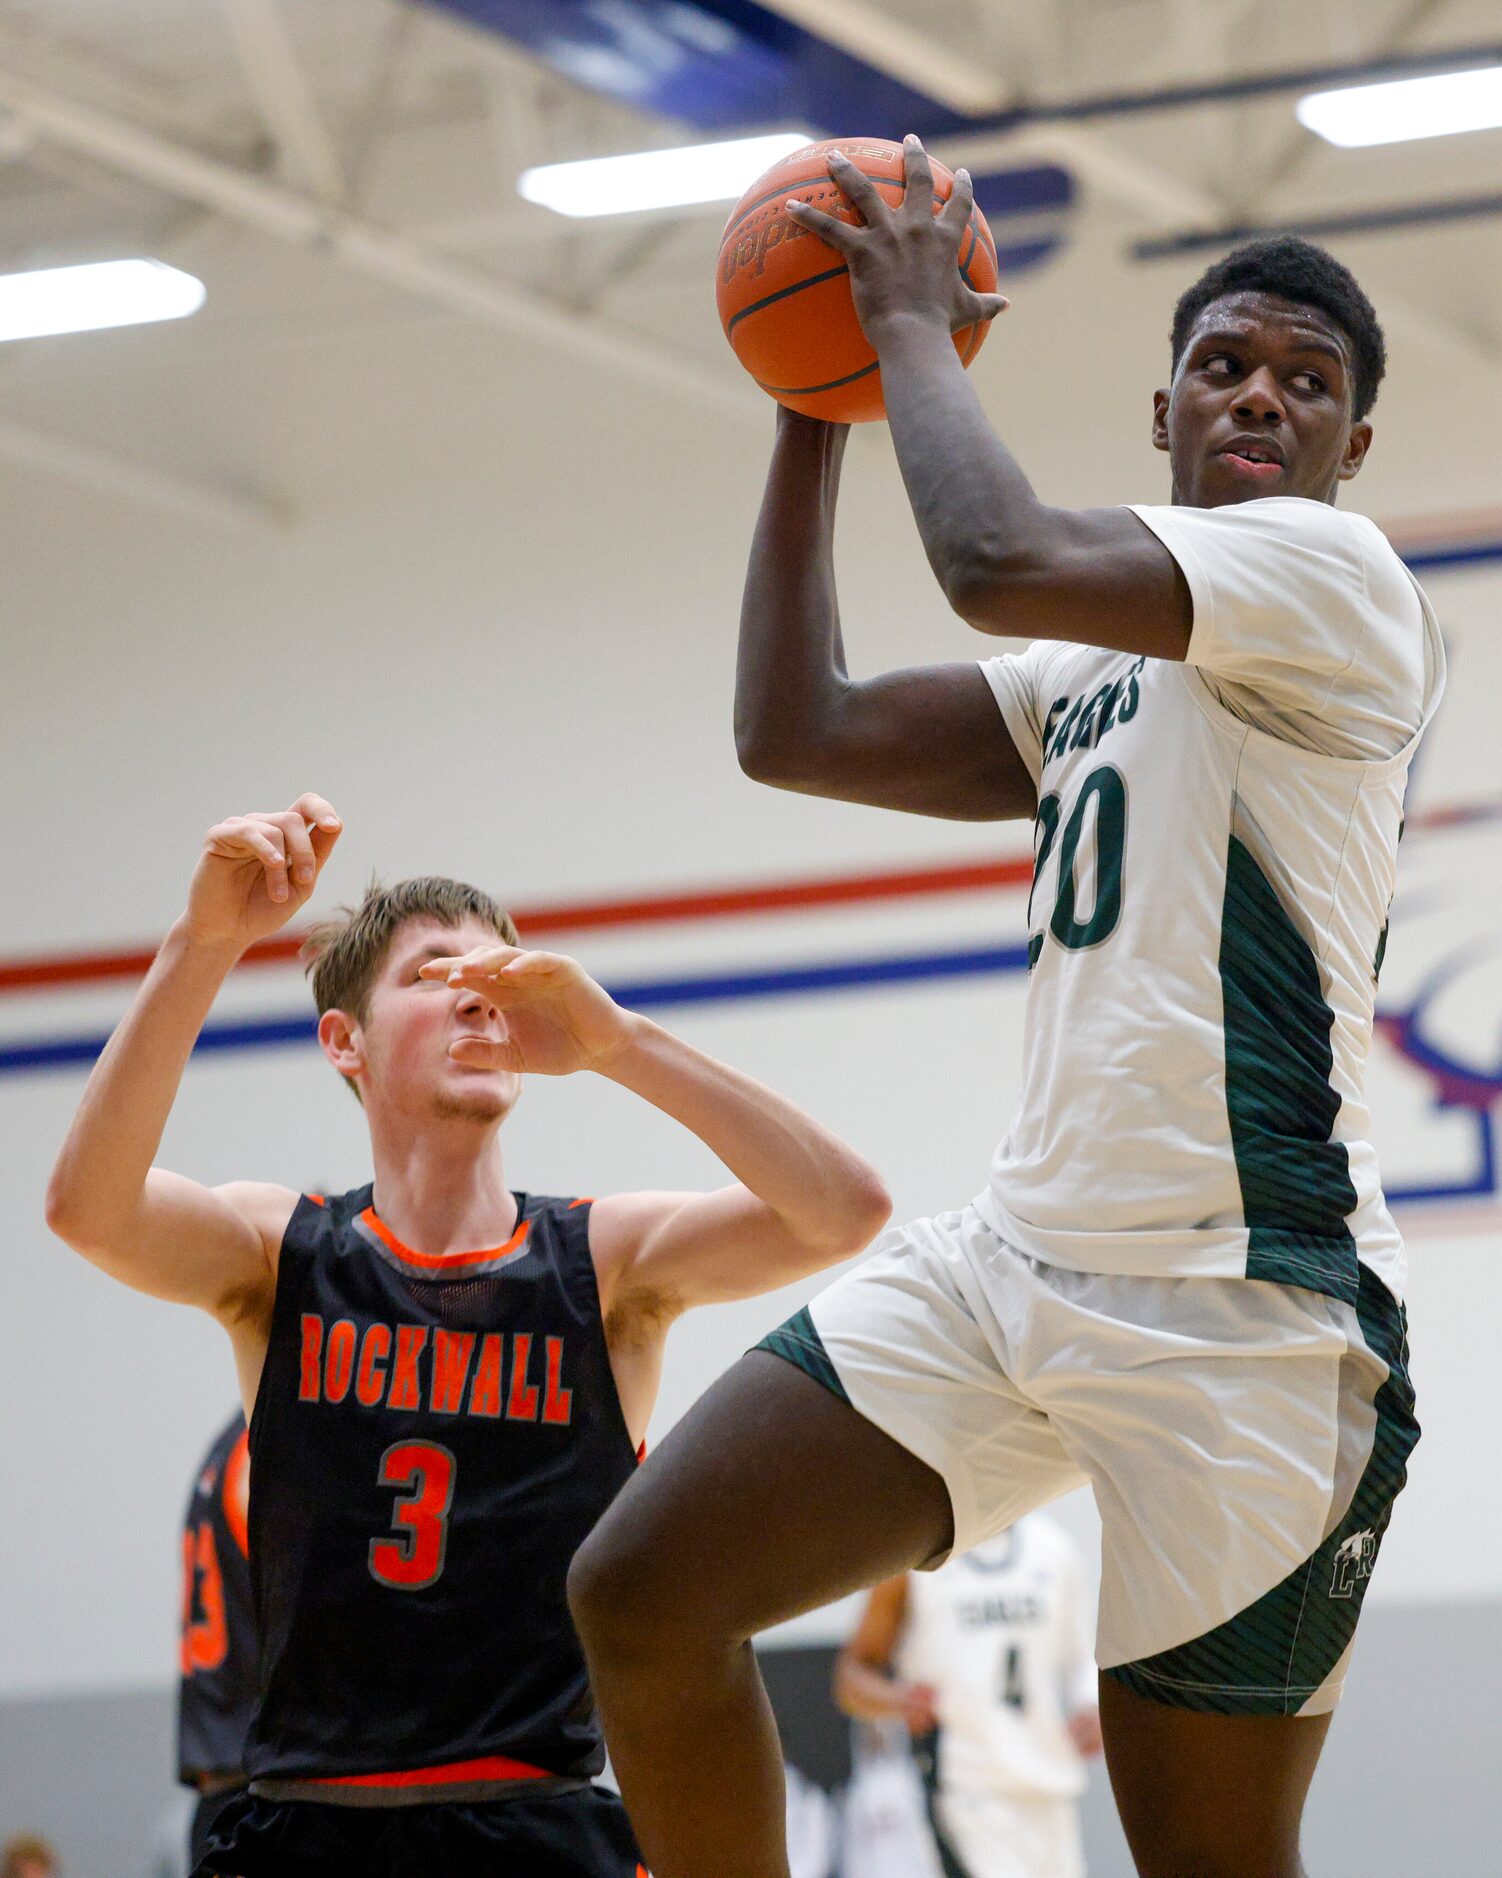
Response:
[179,1412,258,1783]
[243,1186,639,1791]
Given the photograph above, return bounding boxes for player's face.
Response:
[358,917,522,1125]
[1151,292,1373,509]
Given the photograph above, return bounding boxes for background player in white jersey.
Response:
[571,138,1443,1878]
[836,1514,1101,1878]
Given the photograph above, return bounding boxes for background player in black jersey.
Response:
[178,1413,256,1873]
[46,792,891,1878]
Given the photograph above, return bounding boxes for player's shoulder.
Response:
[212,1181,300,1249]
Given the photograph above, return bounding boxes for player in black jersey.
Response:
[179,1412,257,1871]
[48,792,891,1878]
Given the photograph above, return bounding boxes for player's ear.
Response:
[318,1008,364,1082]
[1338,419,1373,482]
[1151,387,1171,455]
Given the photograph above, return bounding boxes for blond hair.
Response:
[301,876,519,1024]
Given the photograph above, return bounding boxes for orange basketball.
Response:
[716,137,998,424]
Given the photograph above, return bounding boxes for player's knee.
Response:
[568,1513,677,1665]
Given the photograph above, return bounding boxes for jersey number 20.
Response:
[1031,764,1127,957]
[369,1441,456,1590]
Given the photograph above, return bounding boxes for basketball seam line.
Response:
[725,262,850,335]
[726,213,991,339]
[756,359,881,397]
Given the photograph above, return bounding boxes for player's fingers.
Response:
[266,810,317,888]
[290,792,341,832]
[212,818,290,901]
[824,150,888,226]
[941,165,975,232]
[290,793,342,865]
[784,199,853,253]
[900,135,935,217]
[499,951,569,978]
[448,1034,522,1071]
[417,955,461,981]
[971,291,1010,322]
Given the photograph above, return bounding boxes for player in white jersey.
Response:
[570,141,1442,1878]
[836,1514,1101,1878]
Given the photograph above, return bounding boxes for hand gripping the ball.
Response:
[419,946,640,1078]
[787,136,1008,347]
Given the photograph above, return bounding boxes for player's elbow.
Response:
[735,717,819,792]
[807,1167,892,1265]
[941,545,1037,634]
[44,1163,128,1262]
[43,1167,93,1249]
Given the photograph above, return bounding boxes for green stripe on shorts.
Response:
[1106,1264,1418,1716]
[753,1307,850,1406]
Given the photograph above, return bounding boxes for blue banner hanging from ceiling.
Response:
[427,1,1075,274]
[428,0,969,137]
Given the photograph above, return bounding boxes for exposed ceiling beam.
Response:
[933,120,1502,384]
[0,412,288,531]
[0,64,759,423]
[219,0,345,204]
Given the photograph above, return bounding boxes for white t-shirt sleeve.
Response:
[976,640,1059,787]
[1127,496,1429,760]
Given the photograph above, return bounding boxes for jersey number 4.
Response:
[368,1441,457,1591]
[1030,763,1127,961]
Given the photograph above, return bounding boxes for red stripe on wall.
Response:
[0,855,1034,997]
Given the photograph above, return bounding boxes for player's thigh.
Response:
[572,1351,953,1644]
[574,1211,1084,1641]
[1099,1676,1331,1878]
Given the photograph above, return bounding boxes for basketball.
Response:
[716,137,998,423]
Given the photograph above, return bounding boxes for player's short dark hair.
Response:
[302,876,519,1025]
[1170,235,1386,420]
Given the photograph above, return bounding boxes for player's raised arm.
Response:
[45,795,342,1320]
[422,944,891,1320]
[786,138,1193,660]
[735,404,1037,821]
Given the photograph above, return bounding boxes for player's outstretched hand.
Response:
[421,946,640,1077]
[785,135,1007,346]
[182,793,342,953]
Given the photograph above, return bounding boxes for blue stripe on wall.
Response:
[0,941,1033,1076]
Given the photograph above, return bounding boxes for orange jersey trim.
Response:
[306,1193,326,1207]
[314,1752,555,1790]
[360,1207,530,1272]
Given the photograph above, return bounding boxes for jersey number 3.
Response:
[369,1441,456,1591]
[1031,763,1127,960]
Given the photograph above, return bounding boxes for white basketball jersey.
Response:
[897,1515,1095,1801]
[977,497,1446,1305]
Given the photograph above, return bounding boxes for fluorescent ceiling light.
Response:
[519,131,814,219]
[0,258,205,343]
[1297,64,1502,148]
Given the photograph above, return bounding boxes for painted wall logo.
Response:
[1370,805,1502,1215]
